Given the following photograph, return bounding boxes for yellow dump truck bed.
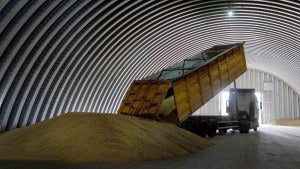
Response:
[118,43,247,125]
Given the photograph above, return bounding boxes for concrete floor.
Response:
[1,125,300,169]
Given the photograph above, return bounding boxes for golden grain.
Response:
[0,113,212,163]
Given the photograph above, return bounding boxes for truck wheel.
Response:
[240,125,249,133]
[239,125,246,133]
[190,121,200,134]
[245,127,249,133]
[239,126,244,133]
[199,121,208,138]
[189,120,207,138]
[207,119,217,137]
[207,127,217,137]
[254,127,257,131]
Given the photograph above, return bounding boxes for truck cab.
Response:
[226,88,259,133]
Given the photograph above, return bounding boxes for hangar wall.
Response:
[194,69,300,123]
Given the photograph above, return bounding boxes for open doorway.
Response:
[221,91,229,116]
[255,92,262,125]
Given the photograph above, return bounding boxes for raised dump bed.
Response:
[118,43,247,125]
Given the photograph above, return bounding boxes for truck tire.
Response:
[239,124,249,133]
[254,127,257,131]
[245,127,249,133]
[207,119,217,137]
[239,125,244,133]
[239,125,246,133]
[199,121,208,138]
[190,120,207,138]
[181,118,208,138]
[190,121,200,134]
[207,127,217,137]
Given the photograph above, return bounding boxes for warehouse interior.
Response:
[0,1,299,169]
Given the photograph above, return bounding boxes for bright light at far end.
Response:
[228,10,233,17]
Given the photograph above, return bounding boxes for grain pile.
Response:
[270,118,300,126]
[0,113,212,163]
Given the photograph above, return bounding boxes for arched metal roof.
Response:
[0,0,299,131]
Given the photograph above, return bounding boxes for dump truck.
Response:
[118,43,248,137]
[182,87,260,137]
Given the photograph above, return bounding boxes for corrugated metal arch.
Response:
[0,0,299,131]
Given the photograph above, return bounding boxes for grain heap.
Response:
[270,118,300,126]
[0,113,212,163]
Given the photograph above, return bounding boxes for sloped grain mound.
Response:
[270,118,300,126]
[0,113,212,163]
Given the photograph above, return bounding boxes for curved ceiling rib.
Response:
[0,0,299,131]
